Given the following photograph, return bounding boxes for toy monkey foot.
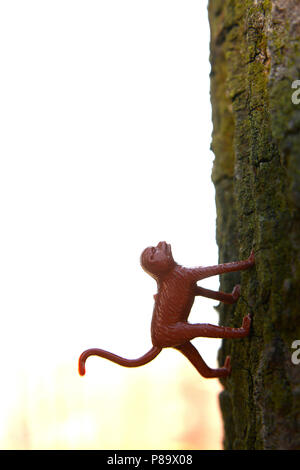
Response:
[248,249,255,265]
[242,314,252,333]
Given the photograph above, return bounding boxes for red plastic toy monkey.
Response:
[79,241,255,378]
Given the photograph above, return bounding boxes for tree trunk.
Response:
[208,0,300,450]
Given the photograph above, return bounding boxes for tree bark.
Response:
[208,0,300,449]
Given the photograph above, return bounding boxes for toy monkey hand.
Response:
[232,284,241,301]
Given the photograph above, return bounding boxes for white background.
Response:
[0,1,222,449]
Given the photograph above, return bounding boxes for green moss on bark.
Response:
[208,0,300,449]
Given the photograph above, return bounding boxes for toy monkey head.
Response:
[140,241,175,278]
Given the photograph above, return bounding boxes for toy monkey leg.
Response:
[174,342,231,378]
[172,315,251,342]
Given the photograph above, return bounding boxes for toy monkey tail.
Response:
[78,346,162,376]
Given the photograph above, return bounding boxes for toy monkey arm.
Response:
[189,250,255,281]
[195,285,240,304]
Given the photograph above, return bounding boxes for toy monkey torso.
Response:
[151,266,196,347]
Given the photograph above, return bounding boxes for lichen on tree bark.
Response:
[208,0,300,449]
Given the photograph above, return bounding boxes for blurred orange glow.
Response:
[0,354,223,450]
